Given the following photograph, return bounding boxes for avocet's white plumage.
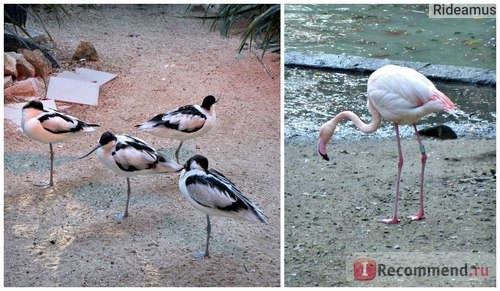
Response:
[318,65,455,224]
[179,154,267,258]
[80,131,182,220]
[136,95,217,163]
[21,100,99,187]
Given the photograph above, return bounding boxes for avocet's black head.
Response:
[79,131,117,159]
[200,95,218,110]
[98,131,117,146]
[184,154,209,171]
[22,100,44,111]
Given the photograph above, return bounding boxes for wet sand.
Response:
[285,137,495,287]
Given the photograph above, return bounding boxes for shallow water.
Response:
[284,67,496,141]
[285,4,496,70]
[284,4,496,142]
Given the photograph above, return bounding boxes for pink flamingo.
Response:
[317,65,455,224]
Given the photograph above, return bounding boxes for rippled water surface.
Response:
[284,4,496,142]
[285,4,496,70]
[285,68,496,141]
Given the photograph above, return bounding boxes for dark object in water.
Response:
[418,125,457,139]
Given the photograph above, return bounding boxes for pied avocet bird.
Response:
[21,100,99,188]
[79,131,182,220]
[179,154,267,258]
[135,95,217,163]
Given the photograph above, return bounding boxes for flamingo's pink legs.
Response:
[409,123,426,220]
[380,123,402,224]
[380,123,426,224]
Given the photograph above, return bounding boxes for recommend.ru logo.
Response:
[346,252,495,287]
[353,258,377,280]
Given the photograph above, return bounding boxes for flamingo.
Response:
[317,65,455,224]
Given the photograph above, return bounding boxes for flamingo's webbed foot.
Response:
[380,216,400,224]
[408,209,424,221]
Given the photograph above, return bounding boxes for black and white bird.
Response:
[135,95,217,163]
[79,131,182,220]
[21,100,99,188]
[179,154,267,258]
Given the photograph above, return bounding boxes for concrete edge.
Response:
[285,51,496,86]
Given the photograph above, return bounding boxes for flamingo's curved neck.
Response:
[325,101,382,136]
[318,100,383,160]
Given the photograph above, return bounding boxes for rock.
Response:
[6,51,36,80]
[4,52,18,77]
[4,76,14,88]
[4,77,45,99]
[4,23,46,42]
[4,34,60,68]
[72,41,99,61]
[418,125,457,139]
[21,49,53,77]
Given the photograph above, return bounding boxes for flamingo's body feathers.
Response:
[367,65,455,124]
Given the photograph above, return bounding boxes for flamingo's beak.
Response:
[317,140,330,161]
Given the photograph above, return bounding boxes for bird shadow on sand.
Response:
[157,212,256,260]
[72,181,175,213]
[4,152,75,173]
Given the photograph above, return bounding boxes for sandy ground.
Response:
[284,137,495,287]
[4,5,280,287]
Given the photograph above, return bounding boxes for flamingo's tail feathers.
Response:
[433,90,455,111]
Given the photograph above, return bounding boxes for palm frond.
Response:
[237,4,280,56]
[4,4,69,44]
[187,4,280,56]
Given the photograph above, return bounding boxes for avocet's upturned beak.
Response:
[78,143,103,159]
